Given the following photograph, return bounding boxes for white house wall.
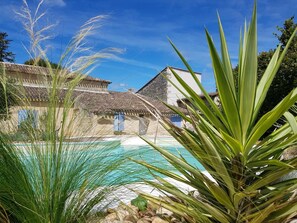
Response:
[166,67,202,105]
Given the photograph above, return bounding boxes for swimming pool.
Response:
[15,137,204,185]
[83,137,204,183]
[123,143,204,181]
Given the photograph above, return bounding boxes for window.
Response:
[18,110,38,129]
[114,113,125,132]
[139,114,149,135]
[170,115,182,127]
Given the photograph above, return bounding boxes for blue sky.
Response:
[0,0,296,92]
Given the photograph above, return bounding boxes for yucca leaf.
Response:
[254,28,297,119]
[247,203,276,223]
[245,168,292,193]
[237,26,243,98]
[245,88,297,153]
[253,46,280,119]
[155,176,235,219]
[247,159,295,169]
[254,27,297,121]
[201,125,234,159]
[258,121,293,146]
[140,193,211,223]
[138,136,207,180]
[205,29,242,141]
[195,122,235,196]
[218,13,236,95]
[266,199,297,221]
[157,121,210,166]
[145,179,232,223]
[206,180,235,213]
[249,136,294,162]
[220,130,243,154]
[283,111,297,134]
[239,3,257,140]
[131,158,189,184]
[249,124,296,161]
[257,180,297,205]
[238,20,248,83]
[161,101,191,123]
[159,115,224,173]
[185,108,234,159]
[138,136,236,206]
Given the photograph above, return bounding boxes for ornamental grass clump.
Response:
[0,1,129,222]
[135,3,297,223]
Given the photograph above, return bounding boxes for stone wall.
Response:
[0,102,49,133]
[66,112,170,137]
[127,115,169,136]
[137,72,168,102]
[1,103,170,138]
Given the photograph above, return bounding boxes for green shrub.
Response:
[131,195,148,211]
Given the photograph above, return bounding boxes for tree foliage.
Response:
[0,32,15,63]
[260,17,297,118]
[0,81,17,119]
[0,33,16,118]
[275,16,297,50]
[24,58,61,69]
[0,66,18,119]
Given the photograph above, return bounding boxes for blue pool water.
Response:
[101,141,204,184]
[87,140,204,182]
[16,139,204,184]
[82,140,203,169]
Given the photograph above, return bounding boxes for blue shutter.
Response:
[18,110,38,128]
[170,115,182,127]
[18,110,28,127]
[32,110,38,128]
[114,113,125,131]
[118,113,125,131]
[114,113,119,131]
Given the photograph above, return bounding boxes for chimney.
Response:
[128,88,135,92]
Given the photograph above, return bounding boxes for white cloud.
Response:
[44,0,66,7]
[109,55,161,71]
[109,82,129,91]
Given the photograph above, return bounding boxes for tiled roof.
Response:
[22,86,177,115]
[4,63,182,115]
[75,91,177,115]
[23,86,82,102]
[0,62,111,83]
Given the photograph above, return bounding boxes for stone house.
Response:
[138,66,202,127]
[0,62,178,138]
[137,67,202,105]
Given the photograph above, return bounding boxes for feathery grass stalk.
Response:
[0,1,130,222]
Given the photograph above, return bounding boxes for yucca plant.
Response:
[0,1,129,222]
[135,3,297,223]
